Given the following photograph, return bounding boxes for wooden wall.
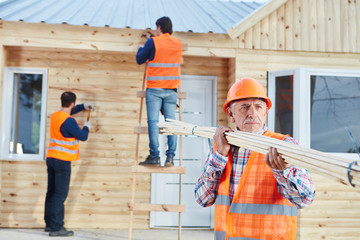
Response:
[0,46,230,229]
[238,0,360,53]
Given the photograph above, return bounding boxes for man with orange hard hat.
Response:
[195,77,315,240]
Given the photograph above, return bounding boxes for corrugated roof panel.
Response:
[0,0,264,34]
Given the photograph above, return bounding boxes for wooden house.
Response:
[0,0,359,239]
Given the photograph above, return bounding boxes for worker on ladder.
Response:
[136,16,183,167]
[195,78,316,240]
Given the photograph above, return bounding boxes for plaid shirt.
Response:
[194,126,315,209]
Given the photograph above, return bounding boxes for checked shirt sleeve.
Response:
[273,136,316,209]
[194,149,228,207]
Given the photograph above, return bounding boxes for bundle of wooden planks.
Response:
[158,119,360,189]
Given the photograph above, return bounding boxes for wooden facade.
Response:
[0,0,359,239]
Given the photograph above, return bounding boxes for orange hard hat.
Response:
[223,77,272,113]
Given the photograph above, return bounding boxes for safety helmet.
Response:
[223,77,272,113]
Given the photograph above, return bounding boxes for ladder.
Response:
[128,63,187,240]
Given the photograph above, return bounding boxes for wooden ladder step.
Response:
[128,203,186,212]
[136,90,187,99]
[132,165,186,174]
[134,126,147,134]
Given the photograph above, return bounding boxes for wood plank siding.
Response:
[237,0,360,53]
[0,0,359,239]
[0,46,230,229]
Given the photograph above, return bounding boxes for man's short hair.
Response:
[156,16,173,34]
[61,91,76,107]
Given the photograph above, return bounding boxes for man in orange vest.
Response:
[44,92,94,237]
[136,16,182,167]
[195,78,315,240]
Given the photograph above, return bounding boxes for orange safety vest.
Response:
[46,111,80,161]
[146,33,182,89]
[214,130,298,240]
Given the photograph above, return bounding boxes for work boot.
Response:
[165,155,174,167]
[49,227,74,237]
[139,156,160,166]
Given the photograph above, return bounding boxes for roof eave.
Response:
[227,0,289,39]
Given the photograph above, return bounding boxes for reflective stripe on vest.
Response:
[48,145,79,155]
[50,138,79,146]
[214,231,226,240]
[147,63,181,68]
[229,203,298,216]
[215,231,260,240]
[146,76,180,81]
[215,194,231,206]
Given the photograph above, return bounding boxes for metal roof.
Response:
[0,0,265,34]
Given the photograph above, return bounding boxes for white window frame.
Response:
[0,67,48,161]
[268,68,360,160]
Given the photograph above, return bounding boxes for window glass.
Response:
[10,73,43,154]
[275,75,294,136]
[310,76,360,153]
[1,67,47,160]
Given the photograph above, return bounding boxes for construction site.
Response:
[0,0,360,239]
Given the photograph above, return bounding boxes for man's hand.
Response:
[213,126,232,156]
[84,102,95,111]
[141,31,154,39]
[84,121,91,131]
[265,147,290,170]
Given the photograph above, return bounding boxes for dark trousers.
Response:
[44,158,71,231]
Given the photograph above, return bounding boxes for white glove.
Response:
[84,102,95,111]
[84,121,91,131]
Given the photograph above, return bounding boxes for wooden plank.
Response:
[309,0,317,51]
[244,28,253,49]
[128,203,186,212]
[136,90,145,98]
[284,0,293,50]
[293,0,302,50]
[340,0,349,52]
[325,0,334,52]
[252,21,261,49]
[133,126,148,134]
[300,0,309,50]
[332,0,341,52]
[316,0,325,52]
[347,0,357,52]
[177,91,187,99]
[260,16,270,49]
[227,0,289,39]
[268,10,277,49]
[132,165,186,174]
[276,5,285,50]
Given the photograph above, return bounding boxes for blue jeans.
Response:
[146,88,177,158]
[44,158,71,231]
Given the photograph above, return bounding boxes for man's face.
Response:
[227,98,267,133]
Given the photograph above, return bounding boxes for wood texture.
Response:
[0,46,230,230]
[237,0,360,53]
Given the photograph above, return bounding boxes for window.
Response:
[268,68,360,157]
[1,68,48,160]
